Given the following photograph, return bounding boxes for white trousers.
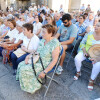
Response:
[74,52,100,80]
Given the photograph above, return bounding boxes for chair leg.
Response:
[65,43,76,69]
[47,76,60,84]
[44,57,61,97]
[44,75,55,97]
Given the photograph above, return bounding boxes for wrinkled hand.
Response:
[90,58,97,64]
[83,51,89,57]
[21,46,27,51]
[25,58,29,64]
[38,71,45,79]
[1,43,8,48]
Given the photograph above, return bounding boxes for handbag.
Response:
[28,52,39,64]
[13,48,26,58]
[31,53,47,85]
[13,38,32,58]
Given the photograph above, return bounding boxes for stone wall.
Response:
[68,0,81,12]
[0,0,82,12]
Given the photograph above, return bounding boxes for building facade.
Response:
[0,0,97,12]
[0,0,81,12]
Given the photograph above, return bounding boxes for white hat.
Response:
[16,21,24,27]
[7,14,14,19]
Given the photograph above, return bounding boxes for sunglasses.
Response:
[63,21,67,24]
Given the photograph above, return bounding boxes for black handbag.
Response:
[31,54,47,85]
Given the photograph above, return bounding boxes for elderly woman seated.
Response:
[11,23,40,75]
[74,22,100,91]
[1,22,24,64]
[16,24,61,94]
[0,19,18,42]
[0,19,19,56]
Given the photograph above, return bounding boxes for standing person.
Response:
[37,5,40,12]
[45,5,50,14]
[6,7,9,12]
[55,13,78,75]
[9,6,13,12]
[80,4,85,12]
[41,4,46,12]
[59,4,64,13]
[85,4,91,13]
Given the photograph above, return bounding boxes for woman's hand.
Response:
[38,71,46,79]
[90,58,97,64]
[25,56,29,64]
[21,46,27,51]
[1,43,8,48]
[83,51,89,57]
[82,48,89,57]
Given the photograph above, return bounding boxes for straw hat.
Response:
[88,44,100,62]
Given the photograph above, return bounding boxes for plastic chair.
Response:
[43,46,63,97]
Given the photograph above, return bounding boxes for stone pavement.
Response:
[0,57,100,100]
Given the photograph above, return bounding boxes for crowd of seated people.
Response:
[0,4,100,94]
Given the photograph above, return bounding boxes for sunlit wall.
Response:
[52,0,69,12]
[81,0,100,14]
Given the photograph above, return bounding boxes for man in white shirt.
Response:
[45,5,50,14]
[80,4,86,12]
[59,4,64,13]
[84,13,94,27]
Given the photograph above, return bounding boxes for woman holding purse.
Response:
[11,23,40,75]
[16,24,61,94]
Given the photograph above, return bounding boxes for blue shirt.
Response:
[56,19,62,28]
[75,22,87,39]
[71,18,76,24]
[57,24,78,45]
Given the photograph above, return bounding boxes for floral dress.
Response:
[16,38,60,94]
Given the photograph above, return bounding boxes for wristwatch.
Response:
[43,70,47,75]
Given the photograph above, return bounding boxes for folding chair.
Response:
[65,38,81,68]
[43,46,63,97]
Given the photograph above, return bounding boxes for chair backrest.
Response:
[47,46,63,74]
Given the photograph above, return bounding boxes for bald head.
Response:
[56,13,61,21]
[88,13,94,20]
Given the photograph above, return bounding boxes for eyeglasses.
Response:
[79,18,83,19]
[19,18,22,19]
[63,21,67,24]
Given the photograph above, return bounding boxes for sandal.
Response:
[74,72,81,80]
[88,79,94,91]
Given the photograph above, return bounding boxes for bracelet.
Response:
[43,70,47,75]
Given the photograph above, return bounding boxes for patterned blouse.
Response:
[78,31,100,53]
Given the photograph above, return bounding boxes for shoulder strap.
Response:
[31,54,46,85]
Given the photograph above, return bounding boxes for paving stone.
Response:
[0,62,9,77]
[0,57,100,100]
